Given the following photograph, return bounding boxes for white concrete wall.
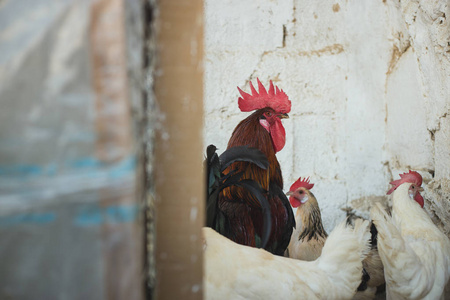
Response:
[204,0,450,235]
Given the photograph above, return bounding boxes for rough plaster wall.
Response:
[204,0,450,235]
[385,0,450,236]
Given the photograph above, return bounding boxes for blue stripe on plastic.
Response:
[0,204,140,227]
[0,156,136,178]
[0,212,57,226]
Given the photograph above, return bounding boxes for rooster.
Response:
[205,144,272,248]
[371,170,450,300]
[218,79,295,255]
[287,177,385,299]
[203,218,371,300]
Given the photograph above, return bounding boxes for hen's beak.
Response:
[279,113,289,119]
[418,187,424,192]
[286,191,293,196]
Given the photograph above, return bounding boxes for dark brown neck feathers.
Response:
[226,109,283,188]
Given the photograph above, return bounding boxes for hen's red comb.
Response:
[289,177,314,192]
[237,78,291,114]
[387,170,423,195]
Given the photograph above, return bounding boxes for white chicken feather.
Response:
[286,177,385,300]
[203,219,371,300]
[371,181,450,300]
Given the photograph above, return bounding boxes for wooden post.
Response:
[153,0,204,299]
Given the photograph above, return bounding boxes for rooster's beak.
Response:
[286,191,293,196]
[279,113,289,119]
[418,187,424,192]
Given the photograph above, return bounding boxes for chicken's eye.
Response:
[265,112,272,117]
[299,191,304,194]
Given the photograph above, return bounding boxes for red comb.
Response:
[289,177,314,192]
[237,78,291,114]
[387,170,423,195]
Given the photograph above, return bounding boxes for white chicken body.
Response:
[371,183,450,300]
[204,219,370,300]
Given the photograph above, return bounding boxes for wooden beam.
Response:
[153,0,204,299]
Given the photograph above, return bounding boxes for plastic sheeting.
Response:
[0,0,144,299]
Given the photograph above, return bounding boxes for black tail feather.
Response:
[269,183,296,255]
[357,267,370,291]
[218,145,269,171]
[370,222,378,250]
[235,179,271,248]
[205,144,271,248]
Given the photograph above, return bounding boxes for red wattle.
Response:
[289,196,300,208]
[415,193,424,208]
[270,118,286,153]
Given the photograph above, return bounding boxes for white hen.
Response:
[371,170,450,300]
[204,219,371,300]
[286,177,384,300]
